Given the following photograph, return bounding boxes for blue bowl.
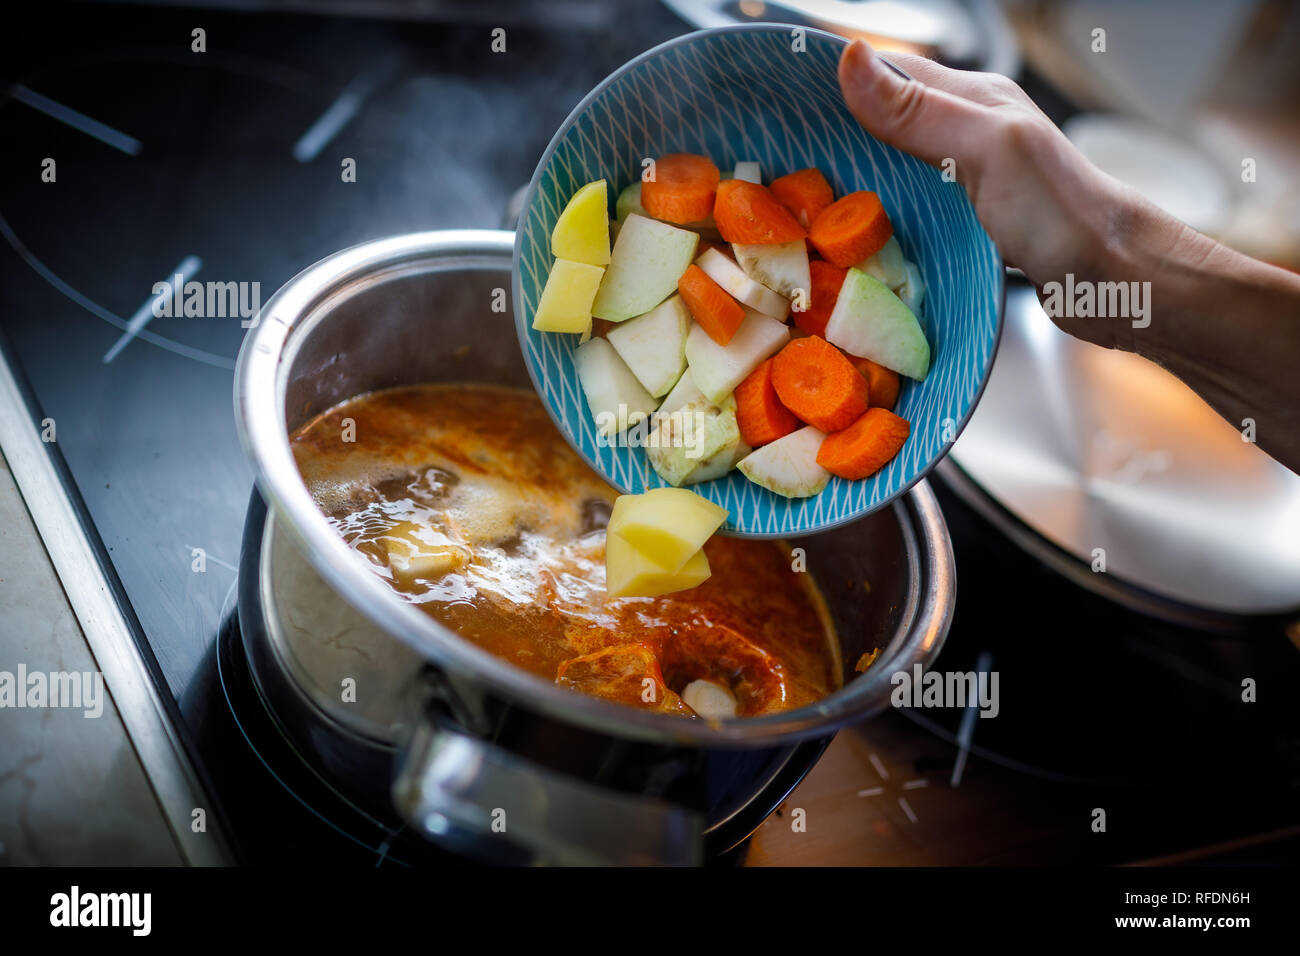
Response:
[514,24,1003,537]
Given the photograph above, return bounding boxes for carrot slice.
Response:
[850,356,901,411]
[734,359,799,447]
[769,168,835,230]
[809,191,893,267]
[770,336,869,433]
[642,153,720,225]
[816,407,911,480]
[713,179,807,245]
[677,264,745,345]
[794,260,847,337]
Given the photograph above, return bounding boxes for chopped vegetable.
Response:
[606,294,691,397]
[769,168,835,230]
[682,679,737,719]
[677,263,745,345]
[793,259,846,337]
[657,366,706,416]
[535,155,925,502]
[641,153,720,225]
[604,490,722,597]
[736,426,830,498]
[859,235,907,288]
[694,247,789,318]
[382,522,472,583]
[608,487,727,572]
[713,179,807,245]
[809,190,893,267]
[551,179,611,266]
[824,268,931,380]
[899,260,926,316]
[771,336,870,433]
[732,238,810,301]
[532,258,605,334]
[592,214,699,321]
[734,358,798,447]
[816,407,911,480]
[851,356,901,411]
[575,336,659,437]
[685,308,790,406]
[605,528,711,598]
[615,181,650,222]
[684,435,750,485]
[855,648,881,673]
[646,395,739,487]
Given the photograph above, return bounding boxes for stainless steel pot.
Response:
[233,229,956,864]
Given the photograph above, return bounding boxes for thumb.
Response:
[838,40,985,172]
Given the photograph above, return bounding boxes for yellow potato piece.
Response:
[608,488,727,573]
[605,530,710,599]
[382,521,471,583]
[551,180,611,266]
[532,258,604,333]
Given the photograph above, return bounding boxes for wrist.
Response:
[1104,192,1219,358]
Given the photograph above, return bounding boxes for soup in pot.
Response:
[291,384,840,718]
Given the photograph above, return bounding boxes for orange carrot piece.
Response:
[770,336,869,433]
[769,168,835,230]
[809,191,893,267]
[850,356,901,411]
[677,264,745,345]
[642,153,720,225]
[817,407,911,479]
[734,359,799,447]
[793,259,847,337]
[713,179,807,245]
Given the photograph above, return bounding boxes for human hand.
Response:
[836,39,1182,352]
[836,39,1300,472]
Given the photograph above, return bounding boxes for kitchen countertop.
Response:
[0,447,181,865]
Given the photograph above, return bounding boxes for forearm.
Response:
[1115,202,1300,472]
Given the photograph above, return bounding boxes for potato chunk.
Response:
[382,521,471,583]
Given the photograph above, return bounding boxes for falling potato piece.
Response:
[382,521,472,583]
[608,487,728,573]
[605,496,714,598]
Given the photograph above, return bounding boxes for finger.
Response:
[878,51,1038,112]
[876,51,973,95]
[838,39,991,170]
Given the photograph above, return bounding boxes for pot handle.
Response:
[392,719,703,865]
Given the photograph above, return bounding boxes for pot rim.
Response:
[234,229,956,747]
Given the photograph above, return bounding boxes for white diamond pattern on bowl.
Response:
[515,26,1002,537]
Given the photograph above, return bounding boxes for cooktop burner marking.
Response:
[897,797,919,824]
[292,66,388,163]
[0,213,235,370]
[102,256,202,363]
[858,754,929,823]
[10,85,143,156]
